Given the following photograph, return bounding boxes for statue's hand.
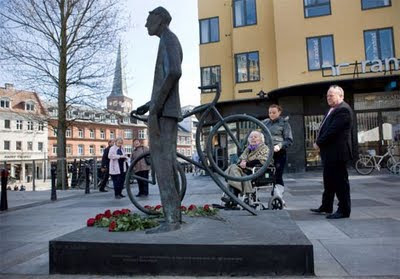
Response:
[136,103,150,115]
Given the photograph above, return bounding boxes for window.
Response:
[124,129,132,139]
[38,142,43,152]
[233,0,257,27]
[362,0,391,10]
[110,131,115,139]
[100,145,105,154]
[4,141,10,150]
[27,141,33,151]
[16,120,23,130]
[66,128,71,138]
[89,129,95,139]
[16,141,22,151]
[200,17,219,44]
[52,145,57,155]
[304,0,331,18]
[38,122,44,131]
[100,130,105,139]
[66,145,72,155]
[78,145,84,155]
[124,145,132,154]
[306,35,335,70]
[89,145,95,155]
[25,102,35,111]
[53,128,58,136]
[110,115,117,124]
[364,28,395,60]
[201,66,221,93]
[4,119,10,129]
[123,117,129,124]
[235,51,260,82]
[186,137,191,144]
[0,98,10,108]
[78,129,84,138]
[27,121,33,130]
[138,129,147,139]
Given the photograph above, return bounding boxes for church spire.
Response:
[109,42,128,97]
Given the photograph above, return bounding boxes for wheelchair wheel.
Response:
[206,114,274,183]
[125,151,187,215]
[268,196,284,210]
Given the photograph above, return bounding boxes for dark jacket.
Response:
[263,117,293,150]
[101,146,111,169]
[316,101,353,164]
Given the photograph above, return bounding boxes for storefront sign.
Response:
[323,57,399,77]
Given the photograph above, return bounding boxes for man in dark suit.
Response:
[98,139,114,192]
[136,7,183,232]
[311,85,353,219]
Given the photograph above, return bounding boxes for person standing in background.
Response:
[131,139,150,197]
[108,137,129,199]
[98,139,114,192]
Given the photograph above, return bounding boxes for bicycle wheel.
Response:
[206,114,273,182]
[387,157,399,174]
[126,151,187,215]
[355,156,374,175]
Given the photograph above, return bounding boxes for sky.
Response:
[0,0,200,109]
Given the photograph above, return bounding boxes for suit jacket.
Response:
[150,28,183,120]
[316,101,353,164]
[101,146,111,169]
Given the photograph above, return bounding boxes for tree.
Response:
[0,0,125,188]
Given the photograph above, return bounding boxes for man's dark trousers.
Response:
[322,161,351,215]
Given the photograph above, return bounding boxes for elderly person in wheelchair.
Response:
[221,130,271,209]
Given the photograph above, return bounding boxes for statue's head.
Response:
[145,6,172,36]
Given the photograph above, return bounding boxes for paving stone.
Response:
[351,198,388,207]
[329,218,400,238]
[296,221,349,240]
[310,239,348,277]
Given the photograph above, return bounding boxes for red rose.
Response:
[109,221,116,232]
[203,204,210,211]
[87,218,96,227]
[104,210,112,218]
[144,205,152,209]
[188,204,197,211]
[95,214,104,221]
[180,206,187,211]
[154,205,162,210]
[121,209,131,214]
[113,210,121,217]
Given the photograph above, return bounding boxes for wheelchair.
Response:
[221,166,284,210]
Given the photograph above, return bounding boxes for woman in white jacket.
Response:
[108,137,129,199]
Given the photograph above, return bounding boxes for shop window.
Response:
[362,0,391,10]
[200,17,219,44]
[233,0,257,27]
[201,65,221,93]
[304,0,331,18]
[364,27,395,60]
[235,51,260,83]
[306,35,335,70]
[304,115,324,167]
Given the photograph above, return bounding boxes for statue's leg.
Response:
[147,117,181,233]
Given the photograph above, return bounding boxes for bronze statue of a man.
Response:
[137,6,183,232]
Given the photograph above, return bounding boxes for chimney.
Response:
[5,83,14,89]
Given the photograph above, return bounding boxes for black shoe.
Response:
[115,195,122,199]
[326,212,350,219]
[310,208,332,214]
[221,196,231,204]
[99,189,108,192]
[118,194,126,198]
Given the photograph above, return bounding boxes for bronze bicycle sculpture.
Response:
[128,83,274,216]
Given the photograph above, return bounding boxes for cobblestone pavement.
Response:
[1,170,399,278]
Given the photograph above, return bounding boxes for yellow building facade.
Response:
[198,0,399,171]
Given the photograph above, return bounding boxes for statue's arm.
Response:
[151,38,182,114]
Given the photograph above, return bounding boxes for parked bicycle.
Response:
[355,144,399,175]
[128,84,274,215]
